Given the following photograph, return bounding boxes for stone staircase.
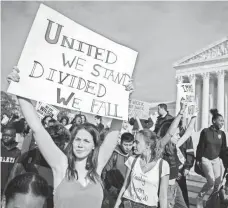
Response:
[187,174,211,208]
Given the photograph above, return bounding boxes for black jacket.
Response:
[196,126,227,161]
[154,113,173,134]
[129,117,154,131]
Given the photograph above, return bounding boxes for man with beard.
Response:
[1,127,21,195]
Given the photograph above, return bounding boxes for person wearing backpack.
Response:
[102,132,134,208]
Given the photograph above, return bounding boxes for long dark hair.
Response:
[81,114,87,123]
[64,123,102,185]
[60,116,69,126]
[4,173,49,205]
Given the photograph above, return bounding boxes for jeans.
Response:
[167,182,188,208]
[177,176,189,208]
[120,199,156,208]
[199,157,223,197]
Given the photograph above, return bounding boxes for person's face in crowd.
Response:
[81,115,86,124]
[121,141,134,154]
[122,120,129,130]
[171,128,180,144]
[75,116,82,125]
[95,117,101,125]
[157,106,165,116]
[61,119,67,126]
[48,121,55,127]
[213,116,224,130]
[133,133,148,155]
[3,193,45,208]
[73,129,95,159]
[44,116,52,127]
[2,129,16,145]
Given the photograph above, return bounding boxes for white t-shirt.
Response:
[123,156,170,207]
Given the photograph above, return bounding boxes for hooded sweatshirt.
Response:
[102,145,132,189]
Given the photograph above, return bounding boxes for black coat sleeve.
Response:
[220,131,227,161]
[183,137,195,170]
[196,129,206,161]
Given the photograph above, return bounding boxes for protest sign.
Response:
[35,102,59,120]
[128,99,151,119]
[177,83,196,118]
[7,4,138,120]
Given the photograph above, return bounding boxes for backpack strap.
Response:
[125,155,139,190]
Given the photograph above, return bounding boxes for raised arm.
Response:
[7,68,67,172]
[196,129,206,162]
[97,119,122,175]
[160,102,187,147]
[176,116,197,148]
[135,116,143,131]
[159,175,169,208]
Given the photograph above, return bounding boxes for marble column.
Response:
[175,76,183,115]
[201,72,210,129]
[189,74,196,87]
[216,70,225,117]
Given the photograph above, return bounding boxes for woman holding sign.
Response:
[196,109,227,208]
[7,67,133,208]
[114,101,188,208]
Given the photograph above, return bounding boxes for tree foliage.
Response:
[1,91,19,118]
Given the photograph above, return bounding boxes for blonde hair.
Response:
[137,129,164,161]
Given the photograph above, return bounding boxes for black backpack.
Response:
[103,152,125,191]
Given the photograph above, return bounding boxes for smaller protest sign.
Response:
[35,102,59,120]
[177,83,196,118]
[128,99,151,119]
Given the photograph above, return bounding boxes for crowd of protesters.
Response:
[0,67,227,208]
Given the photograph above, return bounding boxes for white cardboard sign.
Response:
[7,4,138,120]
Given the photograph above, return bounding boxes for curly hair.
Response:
[60,116,69,125]
[64,123,102,186]
[210,109,223,123]
[4,172,49,205]
[70,114,82,125]
[41,115,52,126]
[137,129,164,162]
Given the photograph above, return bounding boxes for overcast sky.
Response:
[2,1,228,102]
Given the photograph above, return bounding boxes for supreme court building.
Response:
[174,37,228,132]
